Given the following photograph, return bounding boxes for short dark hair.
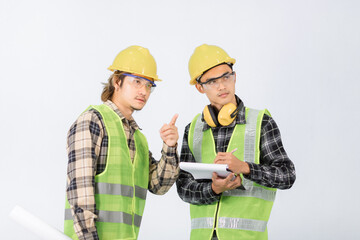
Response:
[196,63,233,83]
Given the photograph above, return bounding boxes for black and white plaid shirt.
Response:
[176,98,296,205]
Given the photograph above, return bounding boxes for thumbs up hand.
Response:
[160,114,179,147]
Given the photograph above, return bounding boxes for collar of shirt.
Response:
[104,100,141,130]
[202,96,246,131]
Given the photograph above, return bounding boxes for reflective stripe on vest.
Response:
[218,217,267,232]
[191,217,267,232]
[191,217,214,229]
[190,109,259,164]
[222,186,276,202]
[244,108,259,163]
[64,104,149,240]
[192,115,205,163]
[188,108,276,239]
[190,108,274,201]
[241,108,260,189]
[64,209,142,227]
[95,182,147,200]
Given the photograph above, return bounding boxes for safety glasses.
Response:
[122,73,156,93]
[199,71,235,90]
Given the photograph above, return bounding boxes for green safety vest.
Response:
[64,104,149,240]
[188,108,277,240]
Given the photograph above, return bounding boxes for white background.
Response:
[1,0,359,239]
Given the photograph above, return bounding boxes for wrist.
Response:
[164,141,177,148]
[211,182,222,195]
[241,162,250,175]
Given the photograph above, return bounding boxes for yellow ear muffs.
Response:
[203,105,219,128]
[202,96,242,127]
[218,103,237,126]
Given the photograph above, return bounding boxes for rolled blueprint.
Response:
[180,162,231,179]
[9,205,71,240]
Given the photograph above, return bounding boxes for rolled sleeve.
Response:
[148,143,180,195]
[66,109,104,240]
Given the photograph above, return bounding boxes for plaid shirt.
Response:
[66,100,179,240]
[176,98,296,205]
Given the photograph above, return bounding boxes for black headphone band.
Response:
[208,104,219,126]
[230,95,241,118]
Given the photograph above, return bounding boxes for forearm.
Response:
[66,162,99,239]
[66,190,99,240]
[66,110,103,239]
[176,124,220,204]
[244,157,296,189]
[66,163,99,239]
[148,143,179,195]
[176,170,220,205]
[244,114,296,189]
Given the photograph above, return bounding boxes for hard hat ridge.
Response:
[108,45,161,81]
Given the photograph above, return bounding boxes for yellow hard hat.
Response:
[188,44,236,85]
[108,45,161,81]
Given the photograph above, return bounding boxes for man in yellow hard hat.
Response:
[176,44,296,240]
[64,45,179,240]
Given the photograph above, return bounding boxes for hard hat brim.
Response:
[107,66,162,82]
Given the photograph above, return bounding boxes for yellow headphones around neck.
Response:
[202,96,241,127]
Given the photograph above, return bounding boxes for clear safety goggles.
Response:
[199,71,235,90]
[123,73,156,93]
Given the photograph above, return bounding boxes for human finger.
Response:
[159,124,169,132]
[160,127,178,137]
[160,126,177,134]
[229,173,237,182]
[214,155,222,164]
[216,152,227,157]
[169,114,179,126]
[221,173,233,184]
[161,134,177,142]
[212,172,218,182]
[233,176,242,188]
[227,176,240,188]
[215,153,227,161]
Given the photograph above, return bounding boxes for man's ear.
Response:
[195,83,205,94]
[113,75,120,89]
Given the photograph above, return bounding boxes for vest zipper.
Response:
[213,195,221,238]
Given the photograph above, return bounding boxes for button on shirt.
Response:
[176,98,296,205]
[66,100,179,240]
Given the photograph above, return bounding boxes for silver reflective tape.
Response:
[242,177,253,189]
[65,209,141,227]
[64,208,72,220]
[96,182,133,197]
[193,115,205,163]
[218,217,267,232]
[222,186,276,202]
[134,214,142,227]
[191,217,214,229]
[98,210,133,225]
[244,109,259,163]
[135,185,147,200]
